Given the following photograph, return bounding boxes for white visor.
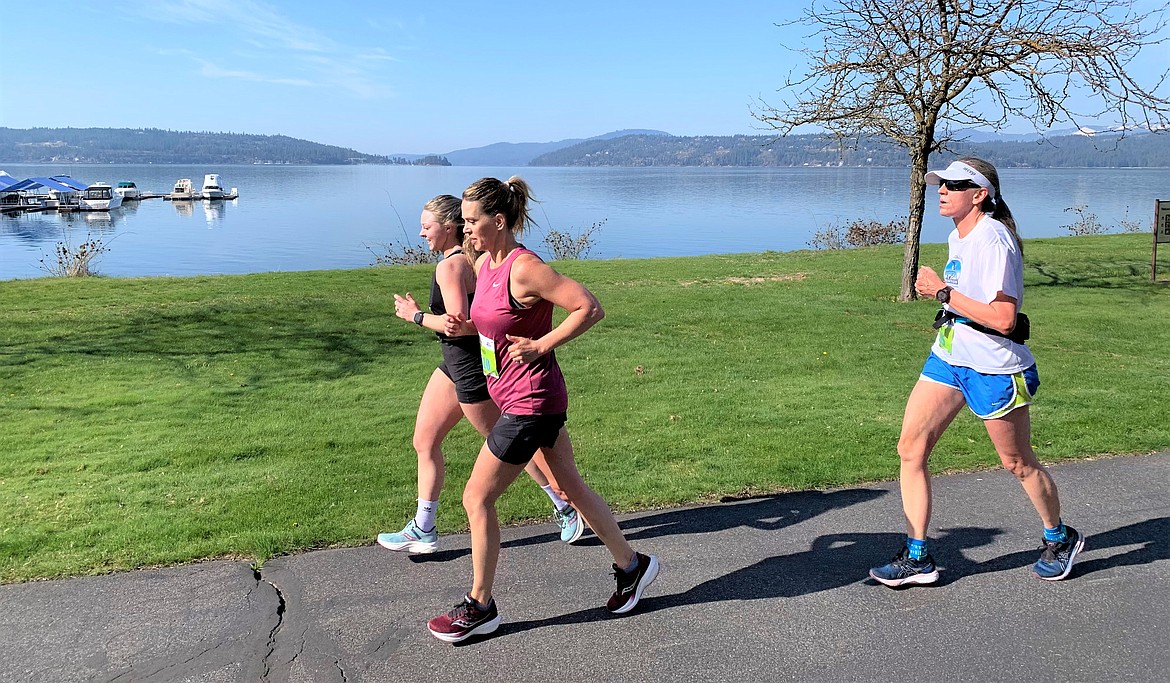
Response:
[924,161,996,199]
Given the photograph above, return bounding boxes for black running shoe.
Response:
[869,546,940,587]
[1033,525,1085,581]
[607,552,660,614]
[427,595,501,643]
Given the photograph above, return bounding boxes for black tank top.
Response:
[429,249,476,344]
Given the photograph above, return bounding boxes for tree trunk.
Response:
[899,146,932,302]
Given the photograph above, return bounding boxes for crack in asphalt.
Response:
[255,568,286,682]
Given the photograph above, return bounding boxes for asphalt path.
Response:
[2,452,1168,682]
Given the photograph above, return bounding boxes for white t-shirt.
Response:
[930,214,1035,373]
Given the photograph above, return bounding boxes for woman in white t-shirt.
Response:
[869,157,1085,587]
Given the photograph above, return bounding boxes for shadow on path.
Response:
[477,516,1170,642]
[416,487,888,564]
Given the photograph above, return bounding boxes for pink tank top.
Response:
[470,247,569,415]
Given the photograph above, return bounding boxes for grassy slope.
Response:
[1,234,1166,581]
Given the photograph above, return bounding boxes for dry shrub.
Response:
[39,234,110,277]
[809,216,907,250]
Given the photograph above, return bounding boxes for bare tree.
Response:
[753,0,1170,301]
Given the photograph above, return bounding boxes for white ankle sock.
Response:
[541,485,570,511]
[414,499,438,531]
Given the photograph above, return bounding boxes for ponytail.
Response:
[960,157,1022,257]
[462,176,539,236]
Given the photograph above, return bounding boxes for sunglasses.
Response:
[940,179,980,191]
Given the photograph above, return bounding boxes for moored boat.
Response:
[114,181,141,200]
[167,178,196,200]
[201,174,225,200]
[79,182,124,211]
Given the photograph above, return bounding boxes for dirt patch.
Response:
[680,272,807,287]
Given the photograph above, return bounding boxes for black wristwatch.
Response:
[936,286,953,304]
[413,311,425,325]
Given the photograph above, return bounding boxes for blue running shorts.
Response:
[920,353,1040,420]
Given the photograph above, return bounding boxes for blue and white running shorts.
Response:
[920,353,1039,420]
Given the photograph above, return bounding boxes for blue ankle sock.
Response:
[1044,522,1068,543]
[906,537,928,560]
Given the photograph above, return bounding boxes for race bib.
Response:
[479,334,499,378]
[937,322,955,354]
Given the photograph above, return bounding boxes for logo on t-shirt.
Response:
[943,258,961,286]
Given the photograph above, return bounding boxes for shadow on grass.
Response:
[472,515,1170,642]
[0,300,411,383]
[1028,260,1158,291]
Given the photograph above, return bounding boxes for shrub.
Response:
[808,216,907,250]
[542,219,606,260]
[808,226,848,250]
[366,241,437,266]
[1117,207,1148,234]
[1062,205,1105,236]
[38,234,109,277]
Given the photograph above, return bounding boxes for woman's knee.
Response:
[896,435,930,468]
[462,485,492,519]
[412,431,443,458]
[998,452,1036,480]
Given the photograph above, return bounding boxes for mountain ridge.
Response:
[422,129,672,166]
[4,126,1166,168]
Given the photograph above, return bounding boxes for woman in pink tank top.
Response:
[425,176,660,643]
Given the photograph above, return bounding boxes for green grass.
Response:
[1,235,1167,582]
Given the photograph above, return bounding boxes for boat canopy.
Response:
[0,173,17,190]
[3,177,88,193]
[50,175,89,191]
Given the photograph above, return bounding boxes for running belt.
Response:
[933,309,1030,344]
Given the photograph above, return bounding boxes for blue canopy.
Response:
[2,176,88,193]
[50,175,88,191]
[0,173,17,190]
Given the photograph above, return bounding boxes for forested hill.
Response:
[0,128,412,165]
[529,131,1170,168]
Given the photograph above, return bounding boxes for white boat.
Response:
[201,174,225,200]
[167,178,196,200]
[114,181,141,200]
[79,182,124,211]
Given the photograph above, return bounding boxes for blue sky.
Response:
[1,1,1166,156]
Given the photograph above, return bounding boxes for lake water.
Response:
[1,163,1166,279]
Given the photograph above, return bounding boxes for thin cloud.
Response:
[197,61,313,87]
[139,0,397,98]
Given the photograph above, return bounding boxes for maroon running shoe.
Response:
[427,595,500,643]
[607,552,660,614]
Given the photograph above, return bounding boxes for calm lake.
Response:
[1,163,1166,280]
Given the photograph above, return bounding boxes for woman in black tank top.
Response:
[376,195,580,556]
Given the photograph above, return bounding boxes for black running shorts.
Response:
[438,338,490,404]
[486,412,567,465]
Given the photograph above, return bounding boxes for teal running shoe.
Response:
[1033,525,1085,581]
[554,506,585,544]
[377,519,438,554]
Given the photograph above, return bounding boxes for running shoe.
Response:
[607,552,660,614]
[869,546,940,587]
[427,595,501,643]
[1033,525,1085,581]
[554,506,586,544]
[376,519,438,554]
